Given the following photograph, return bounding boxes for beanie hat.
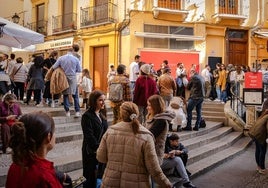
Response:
[140,64,151,75]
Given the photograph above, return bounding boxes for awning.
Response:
[35,37,74,51]
[254,31,268,39]
[134,31,205,41]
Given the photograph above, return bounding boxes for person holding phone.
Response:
[0,93,22,154]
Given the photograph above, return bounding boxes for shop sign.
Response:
[244,72,263,89]
[35,37,73,51]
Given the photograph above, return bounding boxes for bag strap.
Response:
[13,64,23,76]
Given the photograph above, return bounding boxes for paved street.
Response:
[192,144,268,188]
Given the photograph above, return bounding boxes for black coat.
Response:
[81,109,108,187]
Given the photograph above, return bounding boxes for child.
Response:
[80,69,93,108]
[167,96,187,132]
[107,65,116,83]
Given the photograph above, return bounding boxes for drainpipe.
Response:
[250,0,261,64]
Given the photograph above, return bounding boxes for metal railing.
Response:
[26,20,48,35]
[157,0,181,10]
[218,0,238,14]
[230,83,246,122]
[80,2,117,27]
[52,13,77,33]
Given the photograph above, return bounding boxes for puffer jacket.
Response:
[146,111,175,165]
[96,122,171,188]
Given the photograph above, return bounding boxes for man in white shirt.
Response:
[129,55,140,100]
[201,65,211,100]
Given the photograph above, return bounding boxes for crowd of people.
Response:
[2,51,265,188]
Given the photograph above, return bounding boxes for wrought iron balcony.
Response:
[26,20,48,35]
[80,2,118,27]
[52,13,77,33]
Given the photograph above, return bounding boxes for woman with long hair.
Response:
[146,94,175,165]
[97,101,172,188]
[6,112,65,187]
[81,90,108,187]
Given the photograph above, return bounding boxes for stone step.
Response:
[188,136,252,178]
[53,116,82,124]
[56,131,83,143]
[187,131,243,165]
[55,122,81,133]
[182,127,233,151]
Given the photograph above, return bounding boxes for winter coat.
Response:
[27,65,44,90]
[146,111,175,165]
[49,67,69,94]
[187,73,205,99]
[133,75,158,107]
[97,122,170,188]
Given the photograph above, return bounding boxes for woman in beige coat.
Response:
[97,102,172,188]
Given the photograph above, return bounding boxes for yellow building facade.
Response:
[2,0,268,91]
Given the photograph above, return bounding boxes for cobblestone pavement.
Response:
[192,144,268,188]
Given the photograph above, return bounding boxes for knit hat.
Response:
[140,64,151,75]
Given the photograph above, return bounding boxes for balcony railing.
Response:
[218,0,238,14]
[158,0,181,10]
[52,13,77,33]
[26,20,48,35]
[80,2,117,27]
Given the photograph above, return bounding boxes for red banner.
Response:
[244,72,263,89]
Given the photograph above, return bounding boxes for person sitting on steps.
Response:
[161,133,195,188]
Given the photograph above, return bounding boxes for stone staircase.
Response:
[0,101,252,187]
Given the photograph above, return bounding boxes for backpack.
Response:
[109,81,124,102]
[200,118,206,128]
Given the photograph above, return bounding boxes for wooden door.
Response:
[226,29,248,66]
[93,46,109,93]
[228,41,247,66]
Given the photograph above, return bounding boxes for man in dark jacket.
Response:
[182,69,205,131]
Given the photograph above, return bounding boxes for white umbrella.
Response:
[0,17,44,49]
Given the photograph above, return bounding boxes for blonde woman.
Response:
[97,102,172,188]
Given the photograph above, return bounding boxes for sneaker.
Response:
[214,99,221,102]
[183,182,196,188]
[36,103,44,107]
[66,111,71,117]
[51,101,55,108]
[74,112,81,118]
[258,169,267,175]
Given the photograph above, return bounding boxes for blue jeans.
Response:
[63,87,80,112]
[255,139,267,169]
[187,98,203,128]
[216,85,221,100]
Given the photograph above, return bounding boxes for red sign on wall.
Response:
[244,72,263,89]
[140,50,199,78]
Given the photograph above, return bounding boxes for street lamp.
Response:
[0,22,6,38]
[12,13,20,24]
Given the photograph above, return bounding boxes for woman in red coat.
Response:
[6,112,67,188]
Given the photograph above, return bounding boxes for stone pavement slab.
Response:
[192,144,268,188]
